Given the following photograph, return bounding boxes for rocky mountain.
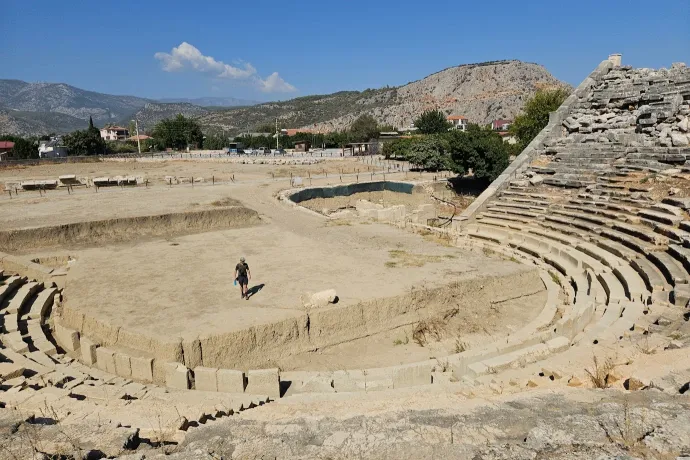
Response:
[0,79,150,126]
[131,102,211,131]
[0,60,566,136]
[0,109,88,136]
[157,97,260,107]
[198,60,567,135]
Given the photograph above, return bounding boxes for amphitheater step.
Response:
[25,287,58,321]
[648,251,689,285]
[631,257,671,293]
[0,276,24,305]
[4,282,42,316]
[637,209,684,226]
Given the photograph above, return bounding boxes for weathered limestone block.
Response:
[114,353,132,378]
[671,132,689,146]
[392,361,434,388]
[54,323,80,353]
[80,336,98,365]
[246,368,280,398]
[182,338,202,370]
[130,356,154,383]
[194,366,218,392]
[217,369,245,393]
[309,289,338,308]
[165,363,190,390]
[95,347,116,374]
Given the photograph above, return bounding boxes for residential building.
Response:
[0,141,14,161]
[100,126,129,141]
[294,140,310,152]
[491,119,512,131]
[38,138,69,158]
[447,115,468,131]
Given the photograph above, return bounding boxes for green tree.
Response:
[152,114,204,150]
[88,116,95,131]
[349,114,379,142]
[63,127,106,156]
[510,87,570,149]
[381,137,413,159]
[447,124,509,181]
[404,135,453,171]
[414,110,451,134]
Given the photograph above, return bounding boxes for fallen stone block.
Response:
[308,289,338,308]
[625,376,651,391]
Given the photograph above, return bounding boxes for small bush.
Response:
[585,355,617,389]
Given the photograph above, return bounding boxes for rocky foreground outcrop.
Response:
[105,387,690,459]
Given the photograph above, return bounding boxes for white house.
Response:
[38,138,68,158]
[491,119,512,131]
[447,115,468,131]
[100,126,129,141]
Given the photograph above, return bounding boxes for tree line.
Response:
[0,88,567,165]
[381,88,569,181]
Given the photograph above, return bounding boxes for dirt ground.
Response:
[0,157,542,371]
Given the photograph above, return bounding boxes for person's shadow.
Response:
[246,283,265,299]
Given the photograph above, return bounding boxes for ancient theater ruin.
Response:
[1,55,689,458]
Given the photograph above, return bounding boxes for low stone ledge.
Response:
[165,362,190,390]
[246,368,280,399]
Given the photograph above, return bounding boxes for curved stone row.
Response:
[0,270,269,448]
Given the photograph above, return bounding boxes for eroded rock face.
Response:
[108,389,690,460]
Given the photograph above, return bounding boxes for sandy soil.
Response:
[1,158,543,371]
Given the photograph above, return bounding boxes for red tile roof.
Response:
[0,141,15,149]
[447,115,467,120]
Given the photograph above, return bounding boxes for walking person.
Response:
[235,257,251,299]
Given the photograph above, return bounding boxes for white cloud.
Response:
[256,72,297,93]
[154,42,296,93]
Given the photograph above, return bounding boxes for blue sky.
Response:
[2,0,689,102]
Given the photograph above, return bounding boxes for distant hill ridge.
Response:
[0,60,566,136]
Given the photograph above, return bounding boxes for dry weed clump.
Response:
[386,249,448,268]
[585,355,617,389]
[210,197,242,207]
[412,318,445,346]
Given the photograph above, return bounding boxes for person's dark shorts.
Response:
[238,275,248,286]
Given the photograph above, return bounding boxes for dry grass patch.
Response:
[386,249,450,268]
[324,219,352,227]
[585,355,618,389]
[210,197,242,207]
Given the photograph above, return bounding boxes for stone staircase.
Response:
[0,271,270,453]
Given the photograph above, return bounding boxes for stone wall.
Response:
[457,57,616,224]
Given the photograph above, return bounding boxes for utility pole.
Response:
[276,118,279,150]
[132,119,141,154]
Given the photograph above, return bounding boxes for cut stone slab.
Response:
[130,356,154,383]
[333,369,366,392]
[54,323,80,353]
[194,366,218,392]
[114,353,132,378]
[95,347,116,374]
[246,368,280,399]
[80,336,98,366]
[164,362,190,390]
[216,369,245,393]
